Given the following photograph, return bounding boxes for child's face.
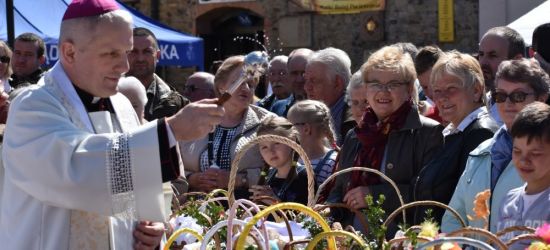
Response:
[259,141,293,169]
[512,136,550,193]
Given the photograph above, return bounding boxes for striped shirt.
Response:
[199,125,239,171]
[299,149,338,186]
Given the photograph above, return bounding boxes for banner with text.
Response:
[296,0,385,14]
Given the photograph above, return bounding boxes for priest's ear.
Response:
[59,40,77,65]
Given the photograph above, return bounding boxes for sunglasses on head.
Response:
[0,56,9,64]
[491,91,534,103]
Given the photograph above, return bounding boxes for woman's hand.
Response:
[133,221,165,250]
[343,186,370,209]
[188,172,218,192]
[249,185,279,202]
[202,169,230,190]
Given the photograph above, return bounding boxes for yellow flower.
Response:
[418,221,439,239]
[527,241,550,250]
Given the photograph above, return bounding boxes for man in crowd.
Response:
[271,48,313,117]
[0,0,224,249]
[182,71,215,102]
[9,32,46,88]
[304,47,355,146]
[257,55,291,115]
[127,27,188,121]
[479,26,525,125]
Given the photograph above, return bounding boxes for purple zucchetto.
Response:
[62,0,120,21]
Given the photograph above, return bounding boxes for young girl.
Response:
[287,100,339,186]
[249,116,310,205]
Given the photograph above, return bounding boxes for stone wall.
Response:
[122,0,479,82]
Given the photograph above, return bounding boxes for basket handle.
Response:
[447,226,507,249]
[163,228,203,250]
[383,200,466,229]
[416,236,496,250]
[228,135,316,207]
[316,166,406,224]
[235,202,337,250]
[305,230,367,250]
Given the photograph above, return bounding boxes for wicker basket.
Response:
[305,230,368,250]
[163,228,204,250]
[416,236,496,250]
[447,227,507,249]
[382,200,466,229]
[235,202,337,250]
[228,135,316,207]
[496,225,536,237]
[506,233,544,247]
[316,166,406,224]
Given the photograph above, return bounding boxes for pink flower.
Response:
[535,223,550,244]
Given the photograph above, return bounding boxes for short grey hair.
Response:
[118,76,147,107]
[269,55,288,66]
[59,9,133,47]
[345,70,364,104]
[307,47,352,87]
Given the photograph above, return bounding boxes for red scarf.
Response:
[346,101,412,192]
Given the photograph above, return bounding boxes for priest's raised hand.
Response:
[166,98,225,142]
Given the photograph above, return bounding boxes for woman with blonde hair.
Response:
[414,51,499,223]
[0,41,13,123]
[287,99,339,186]
[326,46,444,235]
[179,55,275,197]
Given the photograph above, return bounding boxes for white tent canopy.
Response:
[508,0,550,46]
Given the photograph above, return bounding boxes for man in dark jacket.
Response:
[9,33,45,88]
[127,27,188,121]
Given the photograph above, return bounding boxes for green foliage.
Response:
[362,194,388,250]
[175,197,228,247]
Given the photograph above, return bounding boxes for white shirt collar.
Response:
[442,106,487,136]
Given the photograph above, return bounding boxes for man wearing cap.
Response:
[0,0,224,249]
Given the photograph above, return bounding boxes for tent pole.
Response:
[6,0,15,47]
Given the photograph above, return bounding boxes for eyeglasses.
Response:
[0,56,9,64]
[366,81,407,92]
[492,91,535,103]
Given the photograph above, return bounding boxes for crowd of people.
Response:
[0,0,550,249]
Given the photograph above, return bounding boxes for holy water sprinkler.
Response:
[215,51,269,105]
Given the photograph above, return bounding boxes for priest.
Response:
[0,0,224,249]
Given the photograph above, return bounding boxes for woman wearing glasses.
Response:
[0,41,12,123]
[414,51,499,223]
[442,58,549,233]
[0,41,12,92]
[326,46,444,235]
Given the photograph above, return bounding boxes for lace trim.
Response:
[107,134,137,220]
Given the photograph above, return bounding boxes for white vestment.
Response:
[0,62,167,249]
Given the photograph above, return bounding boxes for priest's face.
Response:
[68,21,133,98]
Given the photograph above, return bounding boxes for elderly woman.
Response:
[347,70,369,124]
[118,76,148,124]
[327,46,443,235]
[179,56,275,196]
[414,51,499,223]
[442,58,549,233]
